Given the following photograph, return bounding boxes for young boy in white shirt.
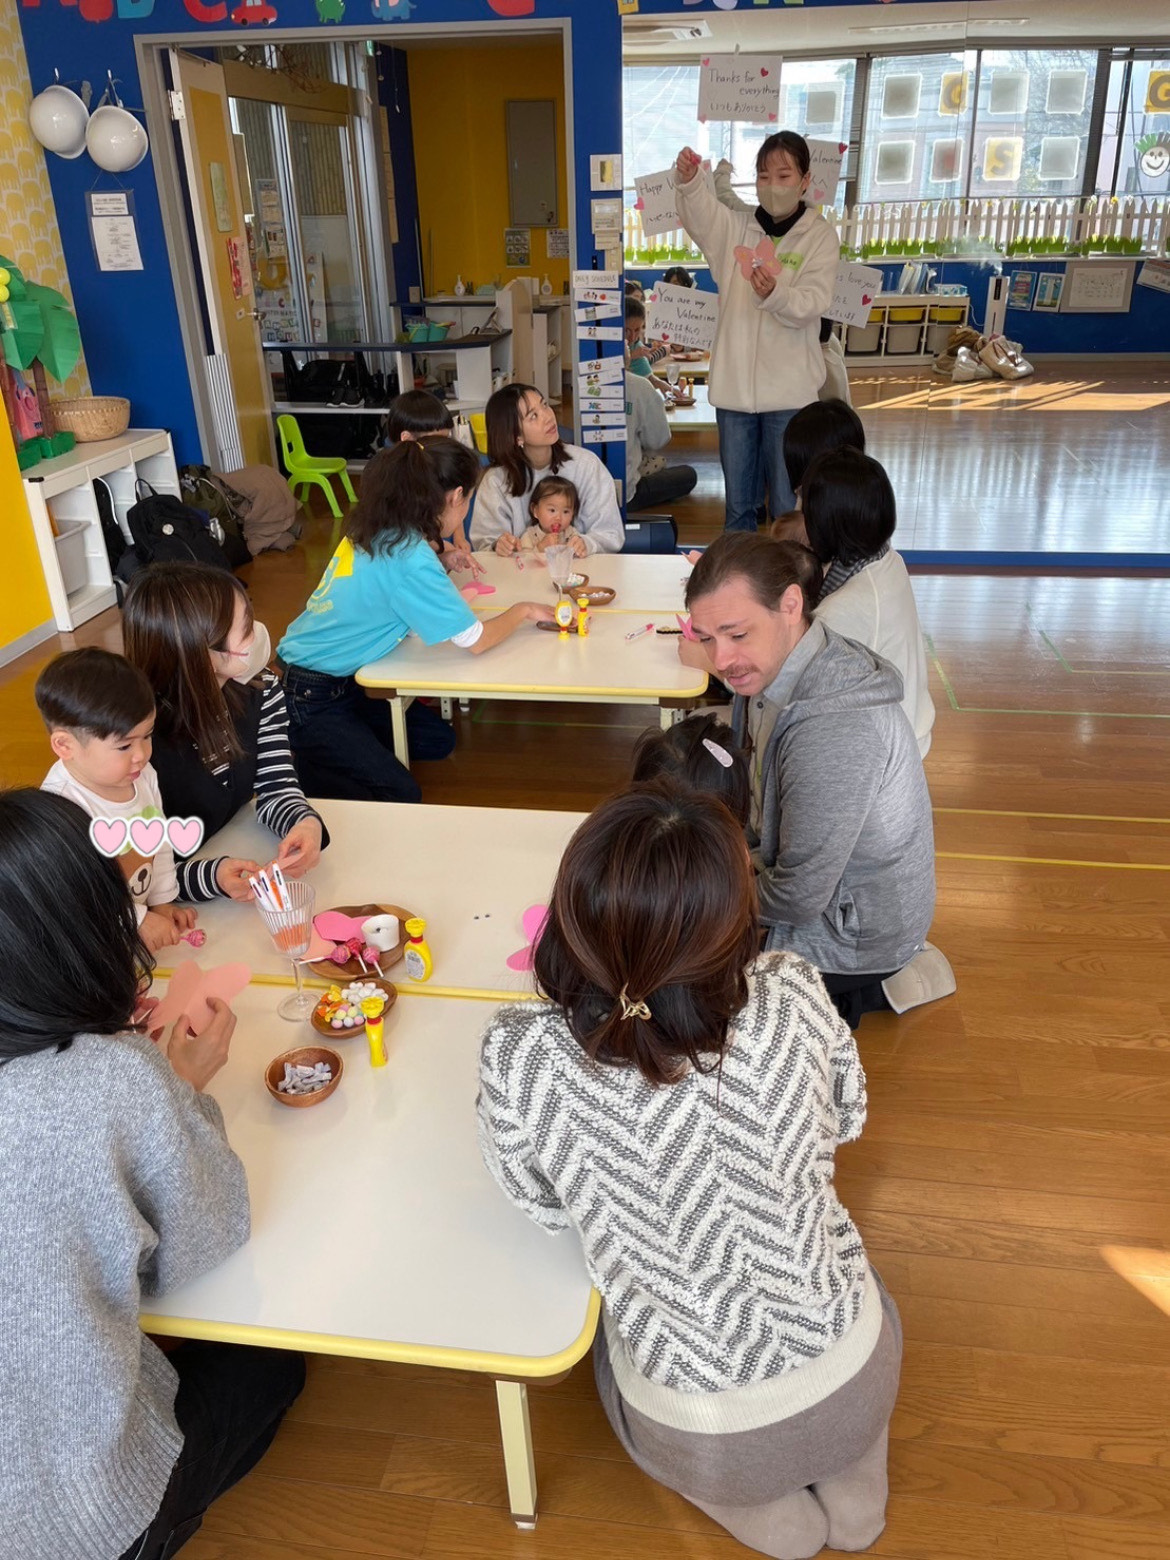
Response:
[36,648,197,954]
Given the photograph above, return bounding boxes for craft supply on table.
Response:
[149,961,252,1036]
[180,928,206,947]
[306,904,411,979]
[265,1044,343,1108]
[363,995,387,1068]
[555,599,574,636]
[255,878,317,1022]
[404,918,433,983]
[576,594,590,637]
[625,622,655,642]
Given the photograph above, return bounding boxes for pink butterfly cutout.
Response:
[734,238,782,282]
[150,962,252,1037]
[506,904,548,973]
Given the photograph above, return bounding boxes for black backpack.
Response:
[93,476,127,570]
[125,482,235,572]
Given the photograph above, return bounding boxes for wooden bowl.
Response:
[551,571,588,595]
[266,1045,343,1108]
[577,585,615,606]
[310,977,398,1039]
[306,902,413,981]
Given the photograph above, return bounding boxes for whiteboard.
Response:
[1061,261,1135,313]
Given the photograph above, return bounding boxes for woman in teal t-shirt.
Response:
[278,438,552,803]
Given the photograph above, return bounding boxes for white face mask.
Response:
[232,620,271,683]
[756,180,802,221]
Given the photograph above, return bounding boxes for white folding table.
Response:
[158,800,584,1000]
[142,985,597,1526]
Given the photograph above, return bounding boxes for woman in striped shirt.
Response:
[123,564,326,902]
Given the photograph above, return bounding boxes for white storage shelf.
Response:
[22,429,179,633]
[838,293,971,365]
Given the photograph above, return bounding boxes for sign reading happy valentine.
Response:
[633,168,678,238]
[646,282,720,353]
[698,55,783,125]
[805,139,849,209]
[825,263,884,330]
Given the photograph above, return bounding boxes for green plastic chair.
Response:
[276,414,357,520]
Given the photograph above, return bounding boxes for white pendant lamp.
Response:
[28,76,90,160]
[85,73,149,173]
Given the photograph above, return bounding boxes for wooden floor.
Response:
[2,364,1169,1558]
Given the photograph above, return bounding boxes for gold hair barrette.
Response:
[618,985,651,1022]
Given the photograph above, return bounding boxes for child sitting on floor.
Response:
[519,476,586,556]
[36,648,196,954]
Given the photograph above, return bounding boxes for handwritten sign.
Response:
[582,427,626,445]
[805,139,848,208]
[645,281,720,353]
[576,303,622,323]
[825,263,884,329]
[573,271,619,292]
[698,55,782,126]
[633,168,678,238]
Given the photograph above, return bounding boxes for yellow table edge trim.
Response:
[355,675,709,697]
[152,967,542,1002]
[143,1287,601,1378]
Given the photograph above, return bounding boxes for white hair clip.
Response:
[702,737,733,769]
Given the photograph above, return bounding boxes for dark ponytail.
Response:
[346,436,482,557]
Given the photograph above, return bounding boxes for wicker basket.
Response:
[49,396,131,442]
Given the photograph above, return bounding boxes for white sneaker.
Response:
[882,943,957,1014]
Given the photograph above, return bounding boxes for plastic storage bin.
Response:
[54,519,88,595]
[846,310,884,353]
[886,322,924,354]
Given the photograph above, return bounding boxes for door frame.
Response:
[137,16,579,468]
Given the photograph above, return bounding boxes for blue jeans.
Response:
[281,663,456,805]
[715,407,797,531]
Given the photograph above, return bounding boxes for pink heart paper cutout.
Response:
[839,143,848,154]
[166,816,204,856]
[314,911,367,943]
[734,239,782,282]
[90,817,127,857]
[768,113,778,122]
[760,68,769,77]
[506,904,548,973]
[633,196,644,210]
[861,294,872,306]
[150,962,252,1037]
[303,927,336,963]
[460,581,496,599]
[129,817,165,857]
[701,57,710,66]
[812,186,826,202]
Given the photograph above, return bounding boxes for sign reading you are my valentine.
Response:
[805,139,849,209]
[698,56,783,125]
[646,281,720,353]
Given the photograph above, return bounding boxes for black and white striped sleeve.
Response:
[254,676,324,841]
[175,853,224,904]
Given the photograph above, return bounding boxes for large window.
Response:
[857,48,1098,202]
[622,59,855,201]
[1096,54,1170,197]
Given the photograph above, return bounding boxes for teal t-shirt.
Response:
[278,533,477,677]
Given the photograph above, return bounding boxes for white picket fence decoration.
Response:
[624,195,1170,262]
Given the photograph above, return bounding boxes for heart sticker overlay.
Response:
[166,816,204,856]
[129,818,165,857]
[506,904,549,973]
[149,962,252,1038]
[90,818,127,857]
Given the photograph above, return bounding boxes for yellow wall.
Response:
[0,412,51,650]
[409,41,570,297]
[0,0,90,400]
[0,0,86,650]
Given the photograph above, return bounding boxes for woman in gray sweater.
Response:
[0,789,303,1560]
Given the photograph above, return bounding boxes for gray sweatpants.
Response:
[593,1276,902,1560]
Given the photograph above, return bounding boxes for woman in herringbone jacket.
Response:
[477,783,901,1560]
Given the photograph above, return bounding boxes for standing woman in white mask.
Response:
[123,564,326,902]
[674,133,839,532]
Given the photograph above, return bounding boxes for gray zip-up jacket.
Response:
[732,620,935,975]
